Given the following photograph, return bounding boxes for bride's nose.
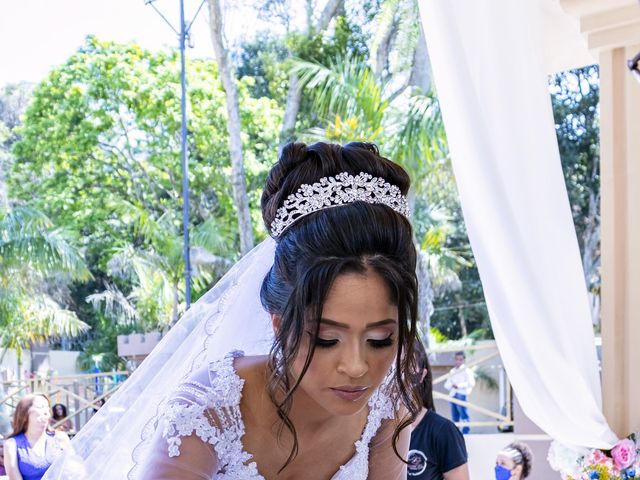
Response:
[336,343,368,378]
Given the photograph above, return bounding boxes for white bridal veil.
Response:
[43,238,277,479]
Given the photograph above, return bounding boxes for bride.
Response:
[44,141,421,479]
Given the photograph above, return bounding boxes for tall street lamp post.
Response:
[145,0,206,309]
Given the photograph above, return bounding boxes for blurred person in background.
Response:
[408,340,469,479]
[0,435,6,476]
[444,351,475,434]
[49,405,72,434]
[2,394,68,480]
[495,442,533,480]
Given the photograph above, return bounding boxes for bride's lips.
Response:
[330,386,369,401]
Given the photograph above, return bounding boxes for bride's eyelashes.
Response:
[368,336,394,349]
[311,335,395,349]
[314,337,339,348]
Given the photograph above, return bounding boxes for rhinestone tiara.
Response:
[270,171,410,238]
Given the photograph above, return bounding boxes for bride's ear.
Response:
[271,314,282,335]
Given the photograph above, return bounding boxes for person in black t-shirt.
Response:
[408,340,469,480]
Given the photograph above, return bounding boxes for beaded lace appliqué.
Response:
[161,351,258,478]
[161,351,395,480]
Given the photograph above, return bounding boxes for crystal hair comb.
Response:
[270,171,410,238]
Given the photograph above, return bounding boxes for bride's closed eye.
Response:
[314,337,339,348]
[368,335,394,349]
[312,335,395,349]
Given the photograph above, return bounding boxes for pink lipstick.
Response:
[330,386,369,401]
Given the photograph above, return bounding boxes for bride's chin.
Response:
[322,391,372,417]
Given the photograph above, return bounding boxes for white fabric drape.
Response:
[418,0,617,448]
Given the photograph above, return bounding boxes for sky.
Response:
[0,0,286,87]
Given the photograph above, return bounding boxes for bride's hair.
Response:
[260,141,420,470]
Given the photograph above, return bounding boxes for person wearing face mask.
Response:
[494,442,533,480]
[3,394,69,480]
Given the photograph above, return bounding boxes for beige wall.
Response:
[0,349,82,380]
[0,349,32,380]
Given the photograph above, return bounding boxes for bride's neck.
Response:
[242,356,362,437]
[287,387,337,435]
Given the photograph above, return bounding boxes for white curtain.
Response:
[418,0,618,448]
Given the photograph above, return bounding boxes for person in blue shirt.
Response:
[408,340,470,480]
[3,394,69,480]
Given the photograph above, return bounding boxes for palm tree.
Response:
[291,56,446,197]
[0,207,91,369]
[292,56,469,342]
[87,206,233,330]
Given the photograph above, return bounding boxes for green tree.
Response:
[11,37,283,270]
[10,37,283,366]
[0,207,90,365]
[550,65,601,325]
[88,206,232,330]
[0,83,33,211]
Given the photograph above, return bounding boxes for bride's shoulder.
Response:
[232,353,269,381]
[172,351,267,407]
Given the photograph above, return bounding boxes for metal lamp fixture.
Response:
[628,50,640,83]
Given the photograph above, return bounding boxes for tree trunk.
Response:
[454,294,468,338]
[370,0,399,77]
[280,74,302,144]
[416,247,434,347]
[279,0,345,143]
[409,21,432,93]
[316,0,344,31]
[582,191,601,325]
[207,0,254,255]
[172,282,179,326]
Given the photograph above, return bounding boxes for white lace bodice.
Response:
[159,350,395,480]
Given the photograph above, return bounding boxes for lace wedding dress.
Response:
[130,351,397,480]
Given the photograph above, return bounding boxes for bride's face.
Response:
[290,268,399,416]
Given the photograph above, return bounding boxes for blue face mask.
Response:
[495,464,512,480]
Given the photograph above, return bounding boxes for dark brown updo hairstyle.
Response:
[260,141,420,471]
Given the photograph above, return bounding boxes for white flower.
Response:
[547,441,591,478]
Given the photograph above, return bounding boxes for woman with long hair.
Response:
[408,341,469,479]
[49,405,73,434]
[3,394,69,480]
[44,142,421,479]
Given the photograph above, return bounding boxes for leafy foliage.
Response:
[292,55,486,339]
[8,37,282,368]
[0,207,90,361]
[11,37,282,267]
[550,66,601,308]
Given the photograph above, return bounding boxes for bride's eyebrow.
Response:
[319,318,397,329]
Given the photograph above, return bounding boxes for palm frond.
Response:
[27,297,90,337]
[387,93,447,183]
[86,283,139,325]
[0,206,90,280]
[191,217,232,256]
[292,56,388,134]
[0,294,89,361]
